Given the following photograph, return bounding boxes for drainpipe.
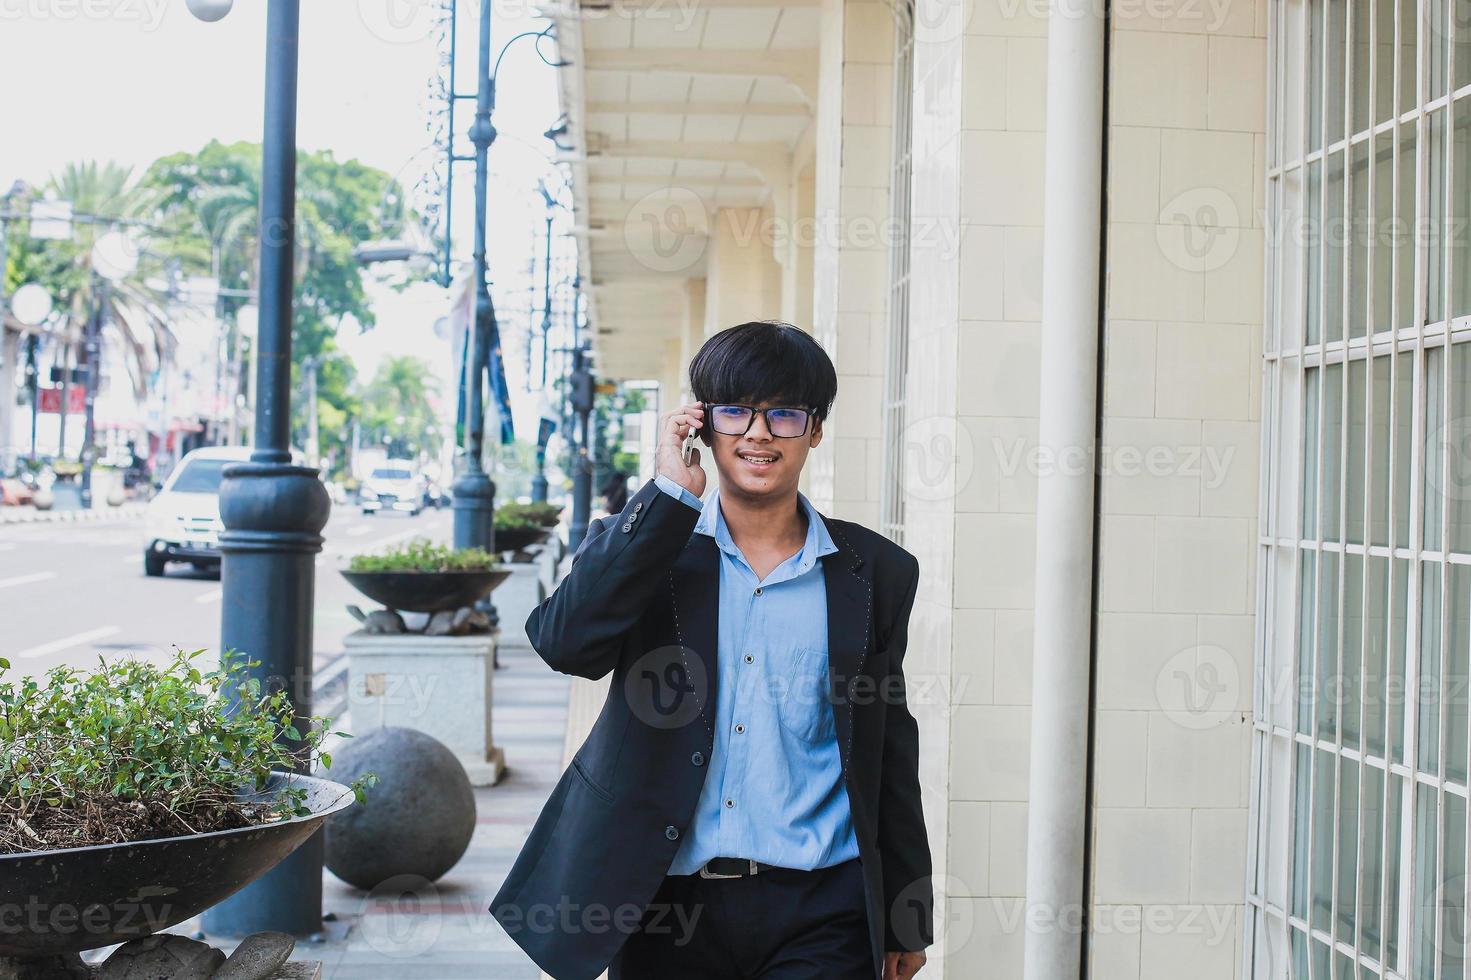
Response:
[1022,0,1107,974]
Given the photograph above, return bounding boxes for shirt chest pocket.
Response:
[775,646,837,745]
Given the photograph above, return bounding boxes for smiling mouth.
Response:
[737,451,780,465]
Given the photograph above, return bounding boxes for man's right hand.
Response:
[656,402,707,498]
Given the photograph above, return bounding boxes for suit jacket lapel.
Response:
[820,516,873,768]
[668,533,721,724]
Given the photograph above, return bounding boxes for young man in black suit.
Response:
[491,321,932,980]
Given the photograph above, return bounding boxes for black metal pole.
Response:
[452,0,496,556]
[567,344,593,551]
[79,277,101,509]
[24,336,38,462]
[204,0,330,939]
[530,212,553,503]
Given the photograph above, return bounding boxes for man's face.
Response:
[706,401,824,501]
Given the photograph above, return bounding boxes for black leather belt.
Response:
[695,858,778,880]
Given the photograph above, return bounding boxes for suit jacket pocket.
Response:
[571,757,616,805]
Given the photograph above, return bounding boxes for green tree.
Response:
[359,355,442,462]
[140,141,410,467]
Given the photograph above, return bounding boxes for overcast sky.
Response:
[0,0,566,442]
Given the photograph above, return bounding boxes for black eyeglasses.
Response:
[707,404,814,438]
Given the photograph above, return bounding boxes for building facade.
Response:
[551,0,1467,975]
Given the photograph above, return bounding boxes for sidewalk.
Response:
[0,501,147,525]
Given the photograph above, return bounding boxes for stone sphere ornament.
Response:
[324,727,476,891]
[186,0,234,21]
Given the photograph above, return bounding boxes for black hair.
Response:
[687,321,838,421]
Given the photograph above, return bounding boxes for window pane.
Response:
[1430,0,1451,99]
[1375,132,1395,334]
[1313,0,1326,151]
[1393,556,1413,763]
[1450,562,1471,784]
[1314,749,1338,931]
[1361,761,1387,958]
[1296,743,1315,917]
[1275,549,1302,729]
[1399,0,1418,117]
[1327,362,1347,537]
[1443,792,1468,980]
[1430,346,1447,548]
[1350,359,1370,543]
[1347,553,1368,749]
[1458,0,1471,91]
[1454,100,1470,321]
[1398,124,1419,332]
[1309,366,1324,536]
[1329,0,1348,146]
[1372,354,1393,545]
[1329,151,1349,342]
[1398,352,1416,544]
[1414,782,1439,979]
[1340,756,1362,935]
[1423,560,1446,774]
[1388,773,1407,966]
[1351,141,1373,339]
[1451,343,1471,554]
[1311,161,1326,344]
[1369,554,1392,756]
[1352,0,1373,133]
[1428,109,1448,326]
[1377,0,1396,123]
[1322,550,1344,740]
[1304,551,1322,735]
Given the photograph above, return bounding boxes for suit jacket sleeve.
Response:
[880,556,934,952]
[525,478,700,680]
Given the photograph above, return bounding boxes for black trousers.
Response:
[609,859,873,980]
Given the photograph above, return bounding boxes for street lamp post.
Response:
[567,342,593,552]
[529,187,556,504]
[199,0,332,939]
[451,0,497,560]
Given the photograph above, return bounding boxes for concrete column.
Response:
[702,207,781,336]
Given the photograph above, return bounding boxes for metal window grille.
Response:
[1249,0,1471,975]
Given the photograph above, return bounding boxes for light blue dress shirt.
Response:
[653,474,860,874]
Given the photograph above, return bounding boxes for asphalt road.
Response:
[0,504,454,681]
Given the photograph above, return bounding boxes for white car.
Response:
[142,446,254,577]
[359,462,425,516]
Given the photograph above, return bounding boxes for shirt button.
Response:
[754,587,762,596]
[691,751,705,767]
[665,825,680,840]
[734,723,746,734]
[724,799,735,809]
[744,654,754,664]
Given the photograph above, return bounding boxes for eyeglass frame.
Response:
[705,404,817,439]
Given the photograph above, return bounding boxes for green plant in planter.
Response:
[0,649,374,855]
[50,459,82,480]
[497,501,561,527]
[348,537,498,573]
[493,509,539,532]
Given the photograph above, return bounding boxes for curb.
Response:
[0,503,148,526]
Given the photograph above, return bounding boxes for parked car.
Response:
[141,446,251,577]
[359,462,425,516]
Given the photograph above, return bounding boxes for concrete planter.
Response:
[342,631,505,786]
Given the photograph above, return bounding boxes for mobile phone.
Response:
[681,429,699,466]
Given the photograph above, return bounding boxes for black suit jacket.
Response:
[490,478,934,980]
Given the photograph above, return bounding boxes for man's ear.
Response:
[809,418,824,449]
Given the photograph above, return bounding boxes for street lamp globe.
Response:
[11,283,53,326]
[186,0,233,21]
[91,231,139,282]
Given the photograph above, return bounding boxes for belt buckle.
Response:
[698,859,758,880]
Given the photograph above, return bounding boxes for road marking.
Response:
[0,571,57,590]
[194,588,223,605]
[13,626,122,660]
[346,525,372,537]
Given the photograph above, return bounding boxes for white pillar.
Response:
[1022,0,1106,974]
